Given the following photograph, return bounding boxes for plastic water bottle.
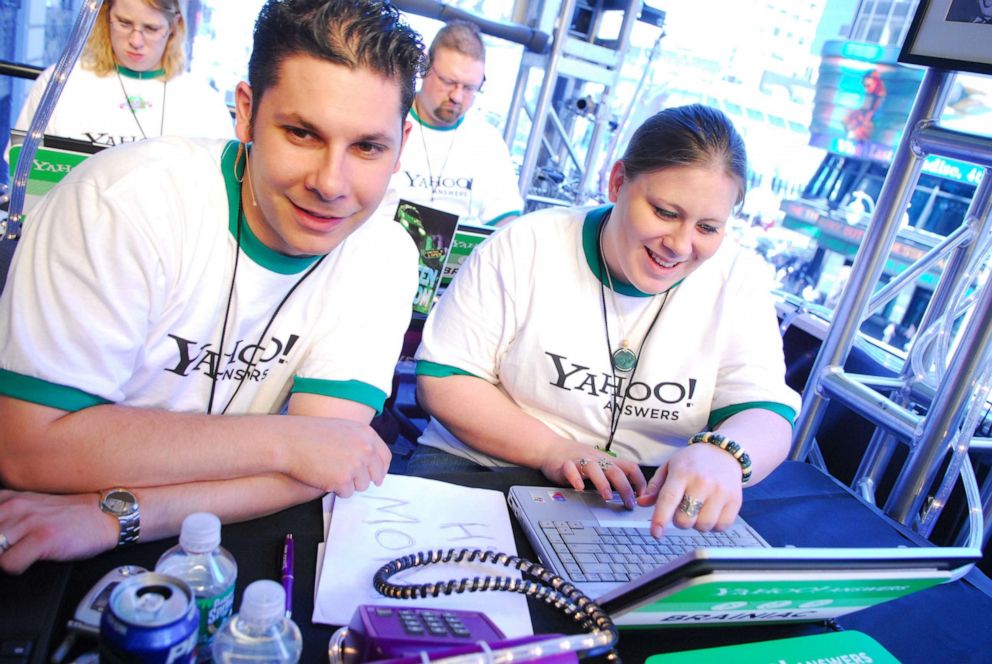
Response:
[155,512,238,662]
[211,580,303,663]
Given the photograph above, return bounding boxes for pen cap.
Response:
[178,512,222,553]
[239,580,286,628]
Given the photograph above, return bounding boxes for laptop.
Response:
[7,130,105,224]
[507,485,978,627]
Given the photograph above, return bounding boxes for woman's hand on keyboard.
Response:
[540,441,646,509]
[636,443,744,537]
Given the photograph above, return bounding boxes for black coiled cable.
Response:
[372,548,620,662]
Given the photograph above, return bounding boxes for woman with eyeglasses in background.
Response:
[8,0,233,159]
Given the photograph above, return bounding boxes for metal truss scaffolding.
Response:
[791,67,992,550]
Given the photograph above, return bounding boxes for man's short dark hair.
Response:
[248,0,425,127]
[428,19,485,65]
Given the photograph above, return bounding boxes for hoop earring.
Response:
[233,142,246,183]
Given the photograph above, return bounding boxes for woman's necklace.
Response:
[597,216,672,453]
[415,100,456,203]
[115,66,167,139]
[598,219,667,372]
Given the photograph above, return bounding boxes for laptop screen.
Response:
[7,130,105,224]
[596,546,978,626]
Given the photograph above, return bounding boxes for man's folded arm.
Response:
[0,392,388,495]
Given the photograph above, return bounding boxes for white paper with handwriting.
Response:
[312,474,533,636]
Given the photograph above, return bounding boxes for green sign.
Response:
[618,572,946,627]
[646,630,900,663]
[441,223,494,288]
[8,143,93,224]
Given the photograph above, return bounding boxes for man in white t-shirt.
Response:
[388,20,523,226]
[0,0,424,574]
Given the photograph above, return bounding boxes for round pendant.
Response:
[612,346,637,372]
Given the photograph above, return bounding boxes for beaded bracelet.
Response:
[688,431,753,484]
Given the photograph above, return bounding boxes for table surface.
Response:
[3,461,991,664]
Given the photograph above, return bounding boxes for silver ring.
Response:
[0,532,10,554]
[678,495,704,518]
[597,458,613,470]
[577,458,590,469]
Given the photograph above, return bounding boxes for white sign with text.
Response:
[312,474,533,636]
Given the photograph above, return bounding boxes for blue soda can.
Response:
[100,573,200,664]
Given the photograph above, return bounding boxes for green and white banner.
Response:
[8,138,94,224]
[646,630,900,663]
[619,570,949,626]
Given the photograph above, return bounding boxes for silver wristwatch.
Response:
[99,488,141,548]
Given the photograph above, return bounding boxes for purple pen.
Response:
[281,533,295,618]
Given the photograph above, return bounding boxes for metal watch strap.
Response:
[116,510,140,548]
[100,489,141,548]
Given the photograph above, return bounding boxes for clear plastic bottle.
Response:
[155,512,238,662]
[211,580,303,663]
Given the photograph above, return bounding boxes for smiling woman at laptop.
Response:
[414,104,801,538]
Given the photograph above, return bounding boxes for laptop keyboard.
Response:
[539,519,764,584]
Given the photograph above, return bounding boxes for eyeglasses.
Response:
[429,69,485,96]
[109,16,170,42]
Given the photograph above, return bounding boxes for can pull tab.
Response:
[134,586,171,617]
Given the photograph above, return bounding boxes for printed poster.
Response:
[393,199,459,315]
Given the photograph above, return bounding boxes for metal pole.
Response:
[886,281,992,524]
[544,106,584,171]
[503,62,530,149]
[5,0,104,241]
[576,0,642,200]
[915,126,992,167]
[789,68,955,461]
[886,174,992,523]
[853,169,992,496]
[818,368,920,441]
[517,0,576,199]
[864,224,971,318]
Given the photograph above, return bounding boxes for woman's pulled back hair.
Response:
[83,0,186,79]
[248,0,425,127]
[621,104,748,206]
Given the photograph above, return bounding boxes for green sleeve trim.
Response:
[485,210,521,226]
[415,360,479,378]
[707,401,797,429]
[292,377,387,414]
[0,369,111,412]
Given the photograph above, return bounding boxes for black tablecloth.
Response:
[3,461,991,663]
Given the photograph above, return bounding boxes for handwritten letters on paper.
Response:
[312,474,534,636]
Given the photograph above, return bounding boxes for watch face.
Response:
[103,491,137,516]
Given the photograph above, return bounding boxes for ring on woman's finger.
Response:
[678,495,704,518]
[0,532,11,554]
[597,458,613,470]
[577,458,590,472]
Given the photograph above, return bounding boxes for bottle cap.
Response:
[239,580,285,627]
[178,512,222,553]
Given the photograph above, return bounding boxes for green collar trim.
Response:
[220,141,320,275]
[116,64,165,80]
[411,106,464,132]
[580,206,683,298]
